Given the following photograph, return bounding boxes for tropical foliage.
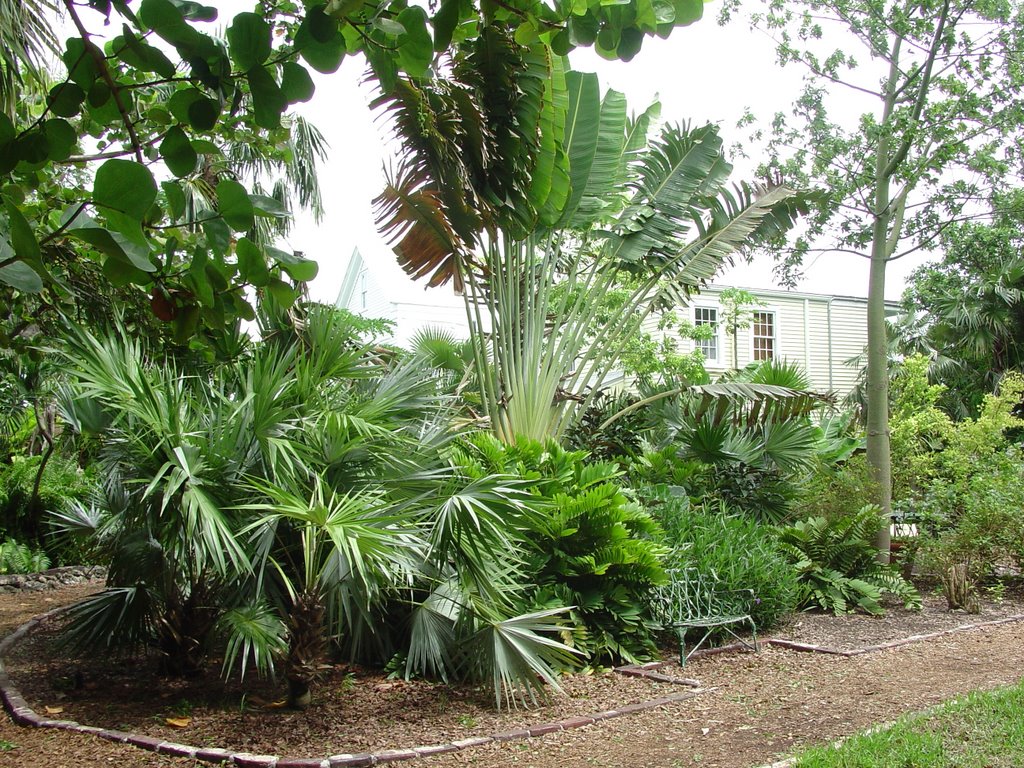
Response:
[740,0,1024,553]
[0,0,713,363]
[0,536,49,573]
[378,65,808,443]
[888,360,1024,601]
[779,506,920,616]
[49,308,590,708]
[650,491,798,629]
[897,191,1024,419]
[454,435,667,664]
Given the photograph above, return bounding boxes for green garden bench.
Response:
[651,567,759,666]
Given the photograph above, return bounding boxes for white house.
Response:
[335,248,894,397]
[334,247,468,349]
[678,285,896,396]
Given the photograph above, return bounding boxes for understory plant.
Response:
[454,434,668,664]
[891,361,1024,605]
[52,309,580,709]
[0,454,95,551]
[779,505,920,615]
[0,538,50,574]
[627,361,832,524]
[648,491,798,629]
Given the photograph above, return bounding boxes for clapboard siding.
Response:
[666,286,883,397]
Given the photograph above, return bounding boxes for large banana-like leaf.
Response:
[565,88,629,228]
[374,160,474,291]
[555,71,602,229]
[686,382,833,426]
[373,28,562,288]
[531,58,570,226]
[656,185,800,295]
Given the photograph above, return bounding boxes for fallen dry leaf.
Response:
[44,705,64,715]
[246,695,289,710]
[164,717,191,728]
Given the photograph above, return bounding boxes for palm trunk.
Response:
[157,581,217,677]
[286,589,326,709]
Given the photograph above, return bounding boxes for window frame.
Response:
[750,308,777,362]
[693,304,721,365]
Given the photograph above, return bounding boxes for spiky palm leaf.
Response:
[467,606,584,709]
[0,0,59,117]
[219,601,287,681]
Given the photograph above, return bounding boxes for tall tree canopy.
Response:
[896,190,1024,418]
[733,0,1024,555]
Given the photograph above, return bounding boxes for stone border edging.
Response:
[0,605,706,767]
[0,565,106,593]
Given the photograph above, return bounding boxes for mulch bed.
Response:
[770,589,1024,651]
[5,610,681,757]
[2,578,1024,767]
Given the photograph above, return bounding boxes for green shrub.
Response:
[564,391,647,462]
[647,490,798,630]
[628,446,797,523]
[0,538,50,574]
[915,454,1024,606]
[455,435,667,664]
[0,455,95,550]
[891,365,1024,594]
[779,505,920,615]
[798,455,879,522]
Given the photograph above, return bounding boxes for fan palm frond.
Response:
[0,0,59,116]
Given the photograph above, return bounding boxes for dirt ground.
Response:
[1,581,1023,768]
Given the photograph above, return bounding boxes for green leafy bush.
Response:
[779,505,920,615]
[647,489,798,629]
[891,363,1024,597]
[455,435,667,664]
[798,455,879,522]
[0,455,95,551]
[564,391,647,462]
[628,446,796,523]
[0,538,50,574]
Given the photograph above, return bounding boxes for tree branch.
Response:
[39,202,89,246]
[62,0,145,163]
[881,0,951,180]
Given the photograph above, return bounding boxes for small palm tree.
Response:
[240,479,410,709]
[53,327,255,674]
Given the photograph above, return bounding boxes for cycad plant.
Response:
[452,434,668,664]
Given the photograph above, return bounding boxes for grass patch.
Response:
[793,679,1024,767]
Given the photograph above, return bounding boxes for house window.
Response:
[752,311,775,361]
[694,306,719,362]
[359,271,368,310]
